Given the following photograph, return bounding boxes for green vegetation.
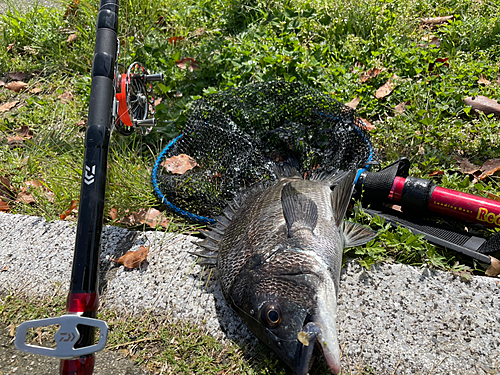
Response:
[1,0,499,274]
[1,290,337,374]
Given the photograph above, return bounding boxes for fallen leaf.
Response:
[394,101,410,114]
[360,118,375,131]
[111,245,150,269]
[175,57,200,72]
[479,158,500,180]
[168,36,185,45]
[464,96,500,116]
[0,199,9,212]
[428,170,444,177]
[1,265,7,272]
[420,15,454,26]
[23,46,37,55]
[478,74,491,85]
[487,192,500,202]
[428,57,449,74]
[345,96,360,110]
[16,190,35,204]
[5,81,28,93]
[58,91,74,103]
[60,199,78,220]
[109,206,119,220]
[18,125,33,139]
[0,176,14,201]
[0,101,19,113]
[361,67,382,83]
[119,208,170,228]
[7,43,14,52]
[375,75,396,99]
[161,154,199,174]
[485,256,500,277]
[8,72,28,81]
[64,0,80,19]
[29,86,42,94]
[24,179,44,188]
[7,126,33,147]
[75,120,86,127]
[154,98,162,106]
[67,34,78,43]
[454,156,480,175]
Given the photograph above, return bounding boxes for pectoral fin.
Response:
[343,221,378,248]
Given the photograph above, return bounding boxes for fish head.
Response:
[229,251,341,375]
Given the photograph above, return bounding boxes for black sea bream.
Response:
[197,170,377,374]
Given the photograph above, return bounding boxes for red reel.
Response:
[115,62,163,135]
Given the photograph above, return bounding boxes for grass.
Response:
[0,289,338,374]
[1,0,499,274]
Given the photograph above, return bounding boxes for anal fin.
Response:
[343,221,378,248]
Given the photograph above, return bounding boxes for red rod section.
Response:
[388,176,500,228]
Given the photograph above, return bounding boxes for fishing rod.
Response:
[355,158,500,271]
[14,0,163,373]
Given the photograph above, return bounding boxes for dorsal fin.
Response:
[281,182,318,237]
[330,170,356,227]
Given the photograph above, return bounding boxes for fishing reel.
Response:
[114,62,163,136]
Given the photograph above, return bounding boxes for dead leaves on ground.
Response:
[463,96,500,117]
[161,154,199,175]
[112,207,170,229]
[175,57,200,72]
[375,75,397,99]
[454,156,500,181]
[0,176,55,211]
[111,245,150,269]
[7,125,33,148]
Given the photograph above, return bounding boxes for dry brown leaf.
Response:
[478,74,491,85]
[60,199,78,220]
[428,170,444,177]
[161,154,199,174]
[454,156,480,175]
[167,36,185,45]
[111,245,150,269]
[16,190,35,204]
[7,43,14,52]
[361,67,383,83]
[486,192,500,202]
[360,118,375,131]
[175,57,200,72]
[5,81,28,93]
[8,72,28,81]
[394,101,410,114]
[67,34,78,43]
[58,91,74,103]
[154,98,162,106]
[109,206,119,220]
[375,76,396,99]
[18,125,33,139]
[1,265,7,272]
[485,256,500,277]
[345,96,360,110]
[7,126,33,147]
[143,208,170,228]
[29,86,42,94]
[0,198,9,212]
[420,15,454,26]
[0,101,19,113]
[23,46,37,55]
[464,96,500,116]
[479,158,500,180]
[0,176,14,201]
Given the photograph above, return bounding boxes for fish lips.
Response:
[295,317,341,375]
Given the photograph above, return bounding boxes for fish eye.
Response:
[261,303,282,327]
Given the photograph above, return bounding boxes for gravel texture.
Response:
[1,212,499,374]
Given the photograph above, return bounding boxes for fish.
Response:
[195,169,377,374]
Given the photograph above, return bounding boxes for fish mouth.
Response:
[295,316,341,375]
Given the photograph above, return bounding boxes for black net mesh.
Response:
[152,81,377,222]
